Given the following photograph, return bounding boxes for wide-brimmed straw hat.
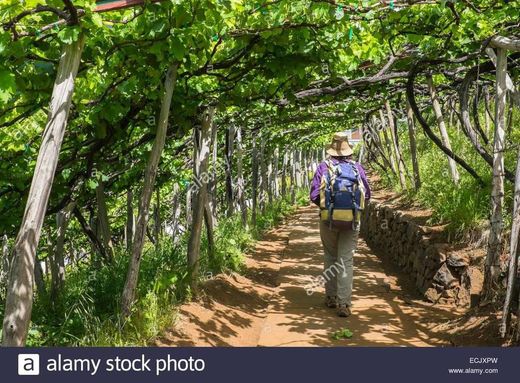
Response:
[326,132,353,157]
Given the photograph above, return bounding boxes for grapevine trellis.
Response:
[0,0,520,346]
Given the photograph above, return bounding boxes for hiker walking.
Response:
[310,132,371,317]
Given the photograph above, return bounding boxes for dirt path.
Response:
[155,205,459,347]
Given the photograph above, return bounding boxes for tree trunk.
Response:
[225,126,235,217]
[126,189,134,251]
[484,48,507,301]
[406,99,421,190]
[121,63,179,317]
[235,127,247,227]
[187,106,215,290]
[96,180,114,259]
[385,100,407,189]
[2,35,84,346]
[427,75,460,184]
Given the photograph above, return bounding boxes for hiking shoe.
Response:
[325,296,337,308]
[337,305,351,317]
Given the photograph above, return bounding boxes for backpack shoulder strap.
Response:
[325,159,338,185]
[347,159,359,174]
[351,161,366,193]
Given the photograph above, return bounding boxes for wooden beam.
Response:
[490,36,520,52]
[95,0,164,13]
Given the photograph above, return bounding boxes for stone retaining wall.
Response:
[360,201,482,307]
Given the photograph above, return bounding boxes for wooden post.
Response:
[486,47,520,107]
[2,35,84,346]
[273,147,280,199]
[484,48,507,301]
[33,255,46,296]
[51,201,75,299]
[187,106,215,289]
[121,63,179,317]
[501,145,520,337]
[427,74,460,184]
[204,119,218,260]
[251,136,259,226]
[385,100,407,189]
[358,127,366,164]
[0,235,9,288]
[291,151,297,204]
[73,206,108,263]
[225,126,235,217]
[406,99,421,189]
[379,109,398,175]
[96,180,114,259]
[170,183,182,244]
[153,188,161,249]
[267,154,274,205]
[235,127,247,227]
[126,189,134,251]
[281,150,288,198]
[259,135,267,213]
[209,121,218,225]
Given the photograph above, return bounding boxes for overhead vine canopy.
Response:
[0,0,517,227]
[1,0,520,346]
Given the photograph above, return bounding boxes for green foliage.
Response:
[330,327,353,340]
[2,0,519,348]
[254,193,298,234]
[23,191,304,346]
[208,216,253,274]
[378,116,495,237]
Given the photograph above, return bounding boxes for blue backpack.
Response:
[319,160,365,229]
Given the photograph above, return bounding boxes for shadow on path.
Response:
[157,205,458,347]
[257,206,456,347]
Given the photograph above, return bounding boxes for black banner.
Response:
[3,347,513,382]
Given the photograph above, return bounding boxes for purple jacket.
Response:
[310,159,371,206]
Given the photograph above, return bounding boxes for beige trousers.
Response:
[319,221,359,307]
